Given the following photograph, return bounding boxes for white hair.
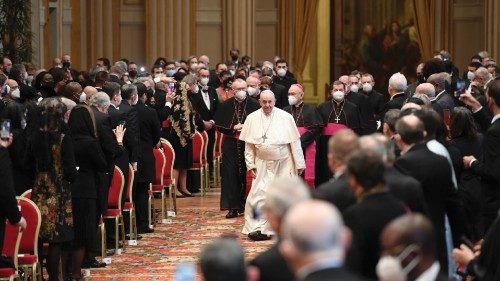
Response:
[91,91,111,108]
[260,89,275,99]
[264,176,311,218]
[60,97,77,112]
[388,72,408,92]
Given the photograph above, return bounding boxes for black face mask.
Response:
[231,55,238,61]
[129,70,137,79]
[62,61,71,68]
[260,86,270,91]
[222,79,232,88]
[42,81,55,90]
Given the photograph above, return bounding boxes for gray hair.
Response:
[114,60,128,73]
[427,72,450,92]
[199,238,246,281]
[260,89,276,100]
[60,97,77,112]
[412,93,431,106]
[91,91,111,108]
[182,74,198,85]
[135,76,151,83]
[282,200,344,255]
[264,176,311,219]
[475,67,492,80]
[416,83,436,99]
[121,83,138,100]
[388,72,408,92]
[359,134,395,164]
[88,65,108,81]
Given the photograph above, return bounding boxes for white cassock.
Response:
[239,107,306,235]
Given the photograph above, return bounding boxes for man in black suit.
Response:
[314,129,359,213]
[109,66,125,86]
[191,67,220,180]
[361,134,427,214]
[250,177,310,281]
[346,75,372,134]
[383,72,408,118]
[462,78,500,233]
[394,115,464,273]
[343,149,407,279]
[280,200,367,281]
[427,72,455,116]
[361,73,385,133]
[273,59,296,93]
[379,214,450,281]
[133,83,161,233]
[261,68,288,109]
[120,84,140,173]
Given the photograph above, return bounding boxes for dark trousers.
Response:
[133,181,149,230]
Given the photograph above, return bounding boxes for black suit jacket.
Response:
[302,267,368,281]
[385,167,427,214]
[383,93,406,117]
[363,90,385,133]
[314,174,355,213]
[346,91,371,134]
[273,75,296,93]
[271,83,289,109]
[344,192,407,279]
[191,86,219,121]
[250,242,294,281]
[394,143,464,271]
[135,102,161,183]
[110,74,125,86]
[119,100,140,163]
[432,91,455,117]
[470,118,500,222]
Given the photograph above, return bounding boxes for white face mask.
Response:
[277,68,287,77]
[376,245,421,281]
[132,94,138,105]
[350,84,359,93]
[11,88,20,99]
[362,83,373,92]
[79,92,87,103]
[247,86,259,97]
[229,70,236,77]
[288,95,299,106]
[467,71,475,81]
[235,90,247,100]
[200,77,209,86]
[26,75,34,85]
[190,63,198,71]
[331,90,345,103]
[193,85,200,93]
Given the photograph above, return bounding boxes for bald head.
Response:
[395,115,425,145]
[328,129,359,163]
[338,75,349,84]
[231,78,247,91]
[282,201,344,253]
[426,72,450,92]
[380,214,436,279]
[415,83,435,99]
[83,86,98,105]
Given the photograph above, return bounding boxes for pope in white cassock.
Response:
[239,90,306,241]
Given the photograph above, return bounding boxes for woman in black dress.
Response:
[25,97,77,281]
[167,74,204,196]
[68,105,124,280]
[449,106,484,239]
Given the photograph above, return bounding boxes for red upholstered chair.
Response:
[16,197,42,281]
[1,222,22,281]
[98,216,106,259]
[213,131,224,189]
[160,138,177,214]
[20,189,31,200]
[189,131,205,195]
[200,131,210,194]
[122,164,137,240]
[104,166,126,253]
[150,148,166,224]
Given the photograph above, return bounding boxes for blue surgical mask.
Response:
[166,69,176,77]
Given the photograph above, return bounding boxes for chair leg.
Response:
[133,208,138,240]
[114,217,119,253]
[119,215,126,251]
[161,190,166,222]
[100,221,107,259]
[200,168,205,196]
[148,192,152,227]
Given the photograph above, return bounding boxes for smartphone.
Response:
[119,120,126,127]
[168,82,176,93]
[174,262,195,281]
[1,119,11,140]
[455,80,467,98]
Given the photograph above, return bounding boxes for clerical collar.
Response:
[390,92,405,100]
[294,101,304,108]
[430,90,445,102]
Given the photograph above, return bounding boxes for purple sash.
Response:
[298,127,315,188]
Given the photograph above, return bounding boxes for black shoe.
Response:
[138,227,154,234]
[248,231,272,241]
[82,258,107,268]
[225,210,238,219]
[237,209,244,215]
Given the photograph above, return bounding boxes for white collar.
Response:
[492,113,500,124]
[415,262,440,281]
[430,90,446,102]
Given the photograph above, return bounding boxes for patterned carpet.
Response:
[89,195,273,280]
